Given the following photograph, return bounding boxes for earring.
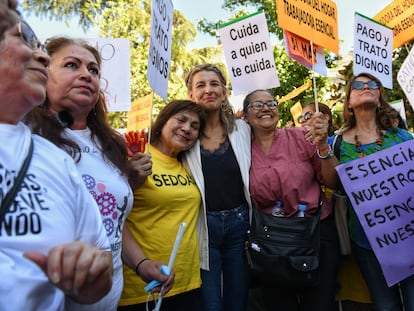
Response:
[348,108,354,116]
[221,102,228,112]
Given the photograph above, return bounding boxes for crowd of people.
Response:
[1,2,414,311]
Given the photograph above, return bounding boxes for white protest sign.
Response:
[397,46,414,111]
[87,38,131,112]
[147,0,173,100]
[218,11,279,95]
[389,99,408,128]
[336,141,414,286]
[353,13,393,89]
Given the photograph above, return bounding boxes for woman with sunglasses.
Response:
[0,18,113,310]
[243,89,340,311]
[311,72,414,311]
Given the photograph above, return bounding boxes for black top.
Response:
[201,137,246,211]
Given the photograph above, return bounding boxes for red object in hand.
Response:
[125,130,147,157]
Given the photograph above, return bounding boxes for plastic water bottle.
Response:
[297,204,307,217]
[271,200,284,217]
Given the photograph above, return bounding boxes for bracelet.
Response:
[135,258,149,276]
[317,144,334,159]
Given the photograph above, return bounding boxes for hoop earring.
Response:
[221,102,228,112]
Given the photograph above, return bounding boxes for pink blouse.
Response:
[249,127,331,219]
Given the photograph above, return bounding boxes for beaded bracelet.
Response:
[135,258,149,276]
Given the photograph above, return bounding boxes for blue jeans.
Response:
[353,243,414,311]
[200,203,250,311]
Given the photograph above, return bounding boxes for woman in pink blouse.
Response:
[243,89,340,311]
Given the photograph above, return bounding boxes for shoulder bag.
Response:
[0,138,34,221]
[245,198,322,288]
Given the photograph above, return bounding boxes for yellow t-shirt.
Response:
[119,147,202,306]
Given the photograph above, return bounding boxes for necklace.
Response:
[354,133,383,158]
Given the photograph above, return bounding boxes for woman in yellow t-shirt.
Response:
[118,100,206,311]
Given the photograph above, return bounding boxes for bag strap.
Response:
[0,138,34,221]
[332,134,342,160]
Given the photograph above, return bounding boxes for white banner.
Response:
[147,0,173,100]
[218,11,279,95]
[397,45,414,111]
[87,38,131,112]
[353,13,393,89]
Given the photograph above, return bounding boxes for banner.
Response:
[336,141,414,286]
[353,13,393,89]
[374,0,414,49]
[397,45,414,111]
[147,0,173,100]
[283,30,327,76]
[87,38,131,112]
[127,94,153,131]
[218,11,279,95]
[278,80,312,104]
[275,0,338,54]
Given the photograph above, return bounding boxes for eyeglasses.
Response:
[18,20,47,53]
[246,100,279,111]
[297,111,314,124]
[351,80,380,90]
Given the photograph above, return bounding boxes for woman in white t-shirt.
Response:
[24,37,174,310]
[0,16,112,311]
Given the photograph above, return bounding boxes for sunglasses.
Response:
[351,80,380,90]
[297,111,313,124]
[246,100,279,111]
[18,20,47,53]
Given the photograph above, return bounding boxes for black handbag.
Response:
[245,199,321,288]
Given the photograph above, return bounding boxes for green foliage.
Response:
[22,0,414,130]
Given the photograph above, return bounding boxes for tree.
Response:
[22,0,223,128]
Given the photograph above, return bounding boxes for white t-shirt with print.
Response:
[0,122,110,311]
[63,128,133,311]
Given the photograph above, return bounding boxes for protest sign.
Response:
[397,45,414,111]
[390,99,408,128]
[147,0,173,100]
[353,13,393,89]
[275,0,338,54]
[278,80,312,104]
[336,141,414,286]
[127,93,153,131]
[290,101,303,127]
[374,0,414,49]
[87,38,131,112]
[283,30,327,76]
[218,11,279,95]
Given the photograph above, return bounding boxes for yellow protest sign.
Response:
[127,93,153,131]
[374,0,414,49]
[290,101,303,127]
[279,80,312,104]
[275,0,339,55]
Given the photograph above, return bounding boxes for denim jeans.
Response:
[353,243,414,311]
[200,203,250,311]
